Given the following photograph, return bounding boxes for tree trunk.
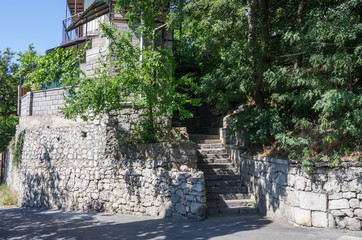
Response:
[247,0,269,108]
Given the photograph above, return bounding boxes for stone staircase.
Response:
[189,134,257,216]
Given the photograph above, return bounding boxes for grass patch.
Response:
[0,182,18,206]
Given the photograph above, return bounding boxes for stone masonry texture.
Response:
[8,113,206,220]
[231,151,361,231]
[223,128,361,231]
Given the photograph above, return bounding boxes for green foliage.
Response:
[167,0,361,168]
[19,45,85,90]
[229,106,284,145]
[62,24,200,142]
[13,130,26,168]
[0,49,19,153]
[107,1,361,166]
[0,183,17,206]
[301,159,315,176]
[107,0,170,38]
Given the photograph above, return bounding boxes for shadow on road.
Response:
[0,208,271,240]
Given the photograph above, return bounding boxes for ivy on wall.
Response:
[13,130,26,168]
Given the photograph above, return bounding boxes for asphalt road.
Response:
[0,207,361,240]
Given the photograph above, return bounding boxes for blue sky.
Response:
[0,0,66,57]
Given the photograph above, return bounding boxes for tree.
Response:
[111,0,361,164]
[0,49,19,152]
[61,23,199,142]
[173,0,361,164]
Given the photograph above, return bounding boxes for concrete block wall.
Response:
[19,88,66,117]
[80,35,109,78]
[80,21,140,78]
[20,93,31,116]
[32,88,66,116]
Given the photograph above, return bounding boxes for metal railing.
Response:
[61,1,129,44]
[62,12,85,43]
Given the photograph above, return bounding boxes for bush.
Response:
[228,106,284,145]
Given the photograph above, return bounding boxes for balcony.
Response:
[61,0,129,46]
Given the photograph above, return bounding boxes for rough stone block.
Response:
[175,203,186,215]
[328,213,336,228]
[146,206,158,216]
[294,208,311,226]
[341,209,354,217]
[287,174,295,187]
[343,192,356,199]
[349,199,360,209]
[329,193,342,200]
[295,176,306,191]
[335,217,346,229]
[345,217,361,231]
[312,211,328,228]
[323,180,341,193]
[299,192,327,211]
[354,209,362,219]
[329,199,350,209]
[330,210,345,217]
[280,202,295,223]
[285,189,300,207]
[190,202,204,216]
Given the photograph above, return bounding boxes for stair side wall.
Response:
[226,143,361,231]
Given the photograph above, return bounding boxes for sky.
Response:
[0,0,66,57]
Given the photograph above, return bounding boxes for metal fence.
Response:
[62,12,86,43]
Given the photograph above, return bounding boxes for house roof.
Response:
[67,0,84,16]
[47,36,92,53]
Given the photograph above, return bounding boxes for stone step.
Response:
[198,148,226,155]
[206,186,248,194]
[198,158,231,164]
[204,174,241,181]
[205,180,243,187]
[189,134,220,141]
[207,199,254,208]
[197,153,229,159]
[198,163,234,169]
[193,139,222,144]
[207,206,257,216]
[201,168,238,175]
[207,193,252,201]
[187,127,220,135]
[198,143,223,149]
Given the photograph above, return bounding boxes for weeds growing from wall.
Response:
[0,183,17,206]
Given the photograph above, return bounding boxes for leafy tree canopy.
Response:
[61,23,200,142]
[0,49,19,152]
[110,0,361,166]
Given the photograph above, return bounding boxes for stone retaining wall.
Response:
[227,145,361,230]
[8,114,206,220]
[3,147,19,192]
